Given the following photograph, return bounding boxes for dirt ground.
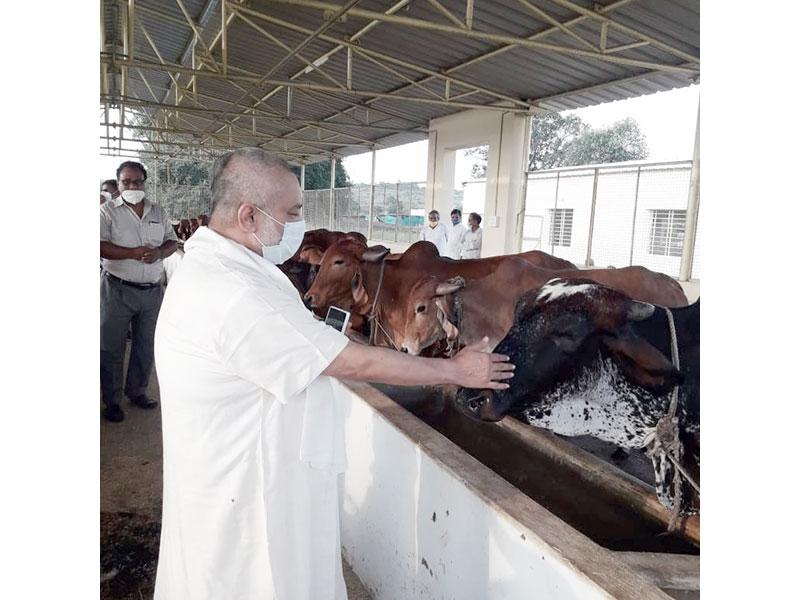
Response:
[100,343,372,599]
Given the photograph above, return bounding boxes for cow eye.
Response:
[333,259,344,266]
[416,304,426,314]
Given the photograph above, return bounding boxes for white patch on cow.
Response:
[536,279,598,304]
[522,358,668,449]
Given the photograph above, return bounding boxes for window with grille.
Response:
[547,208,573,247]
[648,209,686,257]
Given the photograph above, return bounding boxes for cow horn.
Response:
[435,277,465,296]
[362,245,390,263]
[627,301,655,321]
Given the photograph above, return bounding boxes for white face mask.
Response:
[121,190,145,204]
[100,191,112,203]
[252,206,305,265]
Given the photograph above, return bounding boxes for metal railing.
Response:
[523,160,699,279]
[468,160,700,279]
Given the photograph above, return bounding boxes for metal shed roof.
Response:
[100,0,699,165]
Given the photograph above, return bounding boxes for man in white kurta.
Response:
[152,149,515,600]
[155,223,349,600]
[460,212,484,259]
[445,209,467,259]
[419,210,448,256]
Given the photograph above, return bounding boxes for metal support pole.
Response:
[628,166,642,266]
[153,158,159,205]
[300,164,306,191]
[346,46,352,90]
[679,101,701,281]
[585,167,600,267]
[394,181,400,242]
[329,156,336,229]
[367,148,376,240]
[551,171,560,255]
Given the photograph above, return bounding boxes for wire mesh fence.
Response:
[302,182,428,244]
[145,159,700,280]
[152,184,213,220]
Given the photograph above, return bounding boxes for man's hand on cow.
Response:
[141,245,162,263]
[451,336,514,390]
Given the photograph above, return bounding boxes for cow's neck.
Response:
[521,358,670,449]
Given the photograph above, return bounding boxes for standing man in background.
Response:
[445,208,466,259]
[100,161,178,423]
[461,212,483,259]
[419,209,448,256]
[100,179,118,204]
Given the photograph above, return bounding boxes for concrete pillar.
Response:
[426,108,531,257]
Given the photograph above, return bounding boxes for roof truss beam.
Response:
[263,0,698,74]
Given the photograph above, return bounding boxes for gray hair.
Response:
[210,148,293,223]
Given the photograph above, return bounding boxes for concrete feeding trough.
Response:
[337,380,699,600]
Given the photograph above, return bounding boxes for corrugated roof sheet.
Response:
[101,0,699,164]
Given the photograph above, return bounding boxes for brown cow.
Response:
[279,229,368,296]
[387,256,689,355]
[305,240,575,317]
[290,228,367,265]
[304,241,577,340]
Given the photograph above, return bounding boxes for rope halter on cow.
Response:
[645,306,700,531]
[367,256,400,351]
[444,292,464,358]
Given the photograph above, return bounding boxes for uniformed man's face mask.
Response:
[121,190,145,204]
[252,206,305,265]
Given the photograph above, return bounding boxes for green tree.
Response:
[302,159,350,190]
[464,113,648,175]
[530,113,588,171]
[561,117,648,166]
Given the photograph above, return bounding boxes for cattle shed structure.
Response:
[100,1,700,597]
[101,0,700,278]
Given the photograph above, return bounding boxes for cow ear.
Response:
[435,277,465,297]
[362,245,390,263]
[351,269,369,306]
[603,334,682,391]
[299,245,325,265]
[346,231,367,245]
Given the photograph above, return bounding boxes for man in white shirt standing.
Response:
[445,208,467,259]
[461,212,484,259]
[153,148,514,600]
[419,209,448,256]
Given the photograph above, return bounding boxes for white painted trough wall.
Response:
[337,381,670,600]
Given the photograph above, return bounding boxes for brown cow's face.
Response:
[392,277,463,355]
[304,239,366,317]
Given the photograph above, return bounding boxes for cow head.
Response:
[389,276,464,355]
[304,239,384,317]
[455,278,700,515]
[455,278,680,422]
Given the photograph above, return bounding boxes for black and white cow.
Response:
[454,278,700,515]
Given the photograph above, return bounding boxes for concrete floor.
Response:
[100,342,372,599]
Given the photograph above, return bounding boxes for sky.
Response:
[342,83,700,184]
